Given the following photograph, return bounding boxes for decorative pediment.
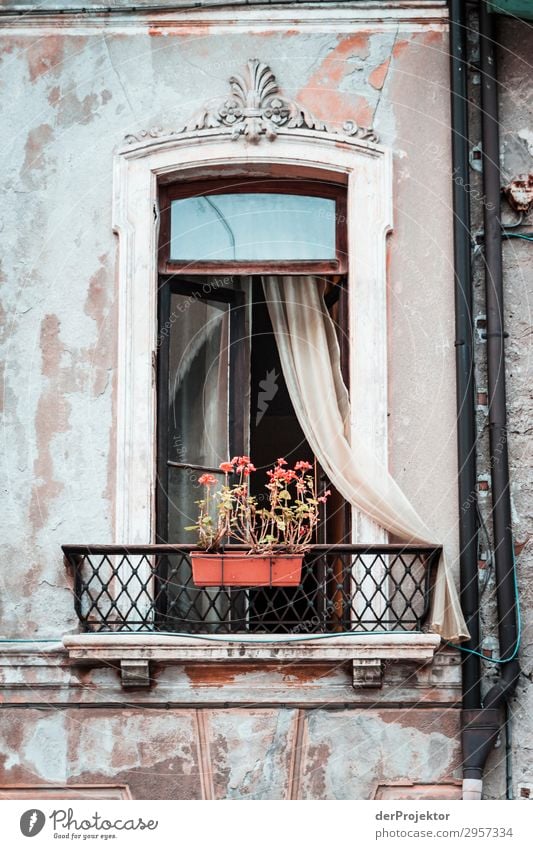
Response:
[125,59,378,145]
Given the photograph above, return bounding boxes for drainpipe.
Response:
[448,0,483,798]
[477,2,520,704]
[454,1,521,801]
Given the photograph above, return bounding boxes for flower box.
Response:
[191,552,303,587]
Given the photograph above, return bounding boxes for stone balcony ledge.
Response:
[63,631,441,661]
[63,632,442,688]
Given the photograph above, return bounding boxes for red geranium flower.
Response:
[198,473,217,486]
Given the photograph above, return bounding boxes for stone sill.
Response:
[63,633,441,688]
[63,632,440,662]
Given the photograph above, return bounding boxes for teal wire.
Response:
[503,232,533,242]
[444,551,521,664]
[0,638,62,643]
[0,630,413,645]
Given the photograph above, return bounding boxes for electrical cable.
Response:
[445,550,522,664]
[0,639,63,643]
[502,232,533,242]
[0,629,421,645]
[501,212,524,229]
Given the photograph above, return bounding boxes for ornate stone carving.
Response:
[125,59,378,145]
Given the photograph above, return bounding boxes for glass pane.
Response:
[168,293,229,470]
[170,193,336,261]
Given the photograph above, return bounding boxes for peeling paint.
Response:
[29,315,70,533]
[298,33,372,123]
[21,123,54,185]
[26,36,65,83]
[369,58,391,91]
[83,256,113,397]
[392,39,411,59]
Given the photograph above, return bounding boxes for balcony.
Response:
[62,544,442,687]
[63,543,440,634]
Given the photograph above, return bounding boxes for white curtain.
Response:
[262,275,469,642]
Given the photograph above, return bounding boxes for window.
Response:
[158,178,347,274]
[112,123,392,603]
[169,193,335,260]
[156,178,350,630]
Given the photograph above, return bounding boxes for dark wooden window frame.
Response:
[158,177,348,276]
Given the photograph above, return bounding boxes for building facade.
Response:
[0,1,531,801]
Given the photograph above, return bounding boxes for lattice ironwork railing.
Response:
[62,544,441,634]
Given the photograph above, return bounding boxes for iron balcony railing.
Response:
[63,544,441,634]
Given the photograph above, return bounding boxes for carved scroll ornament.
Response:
[125,59,378,145]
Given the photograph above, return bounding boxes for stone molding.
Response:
[0,641,460,704]
[0,785,132,800]
[0,3,449,33]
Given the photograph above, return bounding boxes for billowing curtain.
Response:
[262,275,469,642]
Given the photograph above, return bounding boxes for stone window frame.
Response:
[112,126,393,549]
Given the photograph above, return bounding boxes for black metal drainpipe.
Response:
[477,2,520,706]
[448,0,483,784]
[449,0,521,800]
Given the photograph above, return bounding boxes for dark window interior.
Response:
[156,178,349,630]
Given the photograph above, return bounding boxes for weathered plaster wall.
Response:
[0,704,461,800]
[386,27,459,553]
[0,635,463,799]
[0,4,458,638]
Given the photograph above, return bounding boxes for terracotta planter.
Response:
[190,552,304,587]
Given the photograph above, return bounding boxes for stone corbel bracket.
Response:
[63,633,440,690]
[124,59,378,146]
